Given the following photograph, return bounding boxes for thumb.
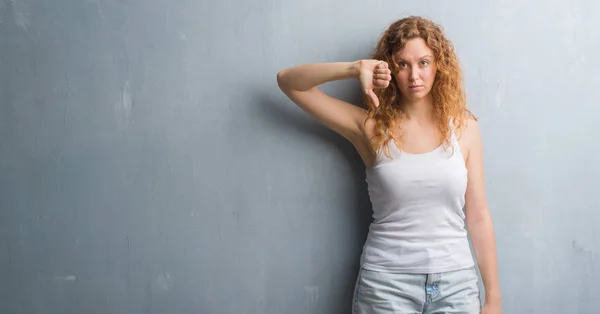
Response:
[366,89,379,108]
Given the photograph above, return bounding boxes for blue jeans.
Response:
[352,266,481,314]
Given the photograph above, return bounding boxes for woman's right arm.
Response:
[276,60,390,143]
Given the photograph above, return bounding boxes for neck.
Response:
[402,96,434,122]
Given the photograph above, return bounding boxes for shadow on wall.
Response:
[251,85,373,313]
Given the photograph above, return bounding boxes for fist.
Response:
[358,60,392,107]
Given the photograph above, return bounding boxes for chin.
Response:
[404,92,429,101]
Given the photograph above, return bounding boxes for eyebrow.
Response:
[397,55,434,61]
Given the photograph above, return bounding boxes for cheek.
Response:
[423,68,437,82]
[394,73,408,85]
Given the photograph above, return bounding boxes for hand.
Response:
[357,60,392,108]
[481,300,502,314]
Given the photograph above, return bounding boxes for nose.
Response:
[410,67,419,82]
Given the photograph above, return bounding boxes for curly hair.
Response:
[365,16,475,157]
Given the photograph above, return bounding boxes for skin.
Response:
[277,37,501,314]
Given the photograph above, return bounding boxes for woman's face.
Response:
[393,38,438,102]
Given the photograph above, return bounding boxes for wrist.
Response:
[485,290,502,303]
[349,60,361,77]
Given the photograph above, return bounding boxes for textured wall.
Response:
[1,0,599,313]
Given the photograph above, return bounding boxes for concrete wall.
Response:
[1,0,599,313]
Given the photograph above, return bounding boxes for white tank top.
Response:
[360,127,474,274]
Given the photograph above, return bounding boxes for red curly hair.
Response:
[366,16,475,157]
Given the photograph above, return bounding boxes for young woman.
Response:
[277,16,501,314]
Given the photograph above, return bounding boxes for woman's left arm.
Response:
[463,117,502,312]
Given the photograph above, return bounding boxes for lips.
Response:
[409,85,424,90]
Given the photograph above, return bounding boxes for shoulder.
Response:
[454,112,482,160]
[458,113,483,164]
[464,115,480,138]
[352,116,381,164]
[456,112,480,142]
[361,116,378,137]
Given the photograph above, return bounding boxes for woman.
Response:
[276,16,501,314]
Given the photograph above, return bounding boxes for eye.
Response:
[420,60,429,66]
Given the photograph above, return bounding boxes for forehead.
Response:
[395,37,434,60]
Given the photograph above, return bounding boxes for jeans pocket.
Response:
[351,268,365,314]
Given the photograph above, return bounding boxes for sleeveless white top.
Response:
[360,128,474,274]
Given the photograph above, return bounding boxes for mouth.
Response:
[409,85,424,91]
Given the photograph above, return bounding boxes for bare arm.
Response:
[463,118,502,308]
[276,60,390,142]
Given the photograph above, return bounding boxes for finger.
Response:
[379,78,391,85]
[374,80,390,89]
[374,74,392,81]
[367,89,379,107]
[377,68,391,75]
[375,68,392,75]
[374,71,383,77]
